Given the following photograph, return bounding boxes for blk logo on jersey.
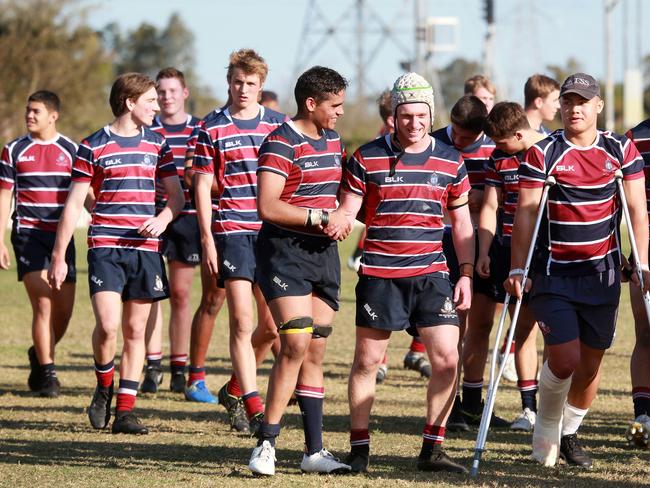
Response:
[555,165,575,172]
[105,158,122,166]
[384,176,404,183]
[18,155,36,162]
[224,140,242,149]
[304,161,319,168]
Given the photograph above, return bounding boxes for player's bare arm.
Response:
[448,193,473,310]
[623,176,650,293]
[476,185,500,278]
[194,171,218,277]
[0,187,13,269]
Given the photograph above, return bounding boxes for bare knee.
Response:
[430,349,458,378]
[170,285,191,310]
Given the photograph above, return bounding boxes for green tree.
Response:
[0,0,113,143]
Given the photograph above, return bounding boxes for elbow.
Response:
[257,201,271,222]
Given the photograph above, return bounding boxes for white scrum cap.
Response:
[390,72,435,127]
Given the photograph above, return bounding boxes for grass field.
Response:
[0,228,648,487]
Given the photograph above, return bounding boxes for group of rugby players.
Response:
[2,47,650,477]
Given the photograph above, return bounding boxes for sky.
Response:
[85,0,648,107]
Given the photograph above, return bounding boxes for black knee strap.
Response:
[278,316,313,335]
[312,324,332,338]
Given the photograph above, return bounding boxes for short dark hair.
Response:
[294,66,348,113]
[377,89,392,123]
[450,95,487,133]
[27,90,60,113]
[156,67,186,87]
[524,74,560,108]
[109,73,155,117]
[261,90,278,104]
[484,102,530,139]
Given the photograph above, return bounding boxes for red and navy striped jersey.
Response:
[485,149,523,246]
[343,134,470,279]
[72,126,177,252]
[519,130,644,276]
[192,106,287,235]
[431,126,494,190]
[150,114,200,214]
[625,119,650,232]
[257,120,345,238]
[0,134,77,233]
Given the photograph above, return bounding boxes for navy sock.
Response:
[296,384,324,455]
[258,422,281,447]
[462,379,483,412]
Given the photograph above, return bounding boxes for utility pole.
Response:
[414,0,427,75]
[604,0,618,131]
[483,0,495,80]
[356,0,365,102]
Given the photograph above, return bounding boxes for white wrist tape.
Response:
[508,268,525,277]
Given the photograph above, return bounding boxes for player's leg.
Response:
[167,261,195,392]
[627,282,650,447]
[252,284,279,368]
[511,305,539,431]
[141,301,163,393]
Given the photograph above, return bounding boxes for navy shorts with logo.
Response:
[88,248,169,302]
[216,234,258,286]
[356,273,460,335]
[11,228,76,282]
[256,224,340,311]
[443,227,493,296]
[162,213,201,266]
[529,270,620,350]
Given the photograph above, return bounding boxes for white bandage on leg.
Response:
[561,403,589,437]
[532,361,572,466]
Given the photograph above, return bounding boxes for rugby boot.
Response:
[560,433,593,469]
[248,440,276,476]
[626,414,650,448]
[39,374,60,398]
[376,364,388,384]
[403,351,432,378]
[111,411,149,435]
[27,346,42,391]
[140,365,163,394]
[88,382,113,429]
[463,401,510,429]
[446,396,470,433]
[300,449,351,474]
[169,371,186,393]
[249,412,264,437]
[417,445,468,474]
[218,382,249,432]
[344,450,369,473]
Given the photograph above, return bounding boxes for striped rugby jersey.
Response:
[519,129,644,276]
[484,149,523,246]
[431,126,494,191]
[257,120,344,238]
[344,134,470,279]
[150,114,200,214]
[192,106,287,235]
[72,125,177,252]
[0,134,77,233]
[625,119,650,232]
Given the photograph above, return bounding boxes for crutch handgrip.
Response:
[545,175,557,186]
[614,169,623,180]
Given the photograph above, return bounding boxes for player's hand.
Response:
[0,243,10,269]
[138,216,169,238]
[503,273,531,299]
[48,257,68,291]
[453,275,472,311]
[201,240,219,278]
[621,258,632,283]
[323,209,353,241]
[476,254,491,279]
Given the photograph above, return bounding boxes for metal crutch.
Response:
[469,175,556,477]
[614,169,650,321]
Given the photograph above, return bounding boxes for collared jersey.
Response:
[344,134,470,279]
[257,120,344,238]
[431,126,494,191]
[72,125,176,252]
[150,114,200,214]
[192,106,287,235]
[626,119,650,232]
[0,133,77,232]
[519,129,644,276]
[484,149,523,246]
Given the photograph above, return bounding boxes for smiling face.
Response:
[25,101,57,136]
[156,77,188,119]
[229,68,263,112]
[560,92,603,137]
[128,86,160,127]
[395,103,430,146]
[309,90,345,131]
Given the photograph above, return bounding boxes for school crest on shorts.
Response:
[154,275,164,292]
[439,297,457,319]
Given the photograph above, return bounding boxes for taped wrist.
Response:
[278,316,313,335]
[312,324,333,339]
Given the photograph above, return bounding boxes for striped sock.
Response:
[350,428,370,455]
[632,387,650,417]
[170,354,187,376]
[410,337,426,353]
[146,352,162,369]
[94,360,115,388]
[518,379,538,412]
[116,379,139,412]
[188,365,206,385]
[462,378,484,412]
[227,374,242,397]
[242,391,264,419]
[420,424,445,457]
[296,384,325,455]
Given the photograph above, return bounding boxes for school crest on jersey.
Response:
[333,154,342,168]
[55,153,68,167]
[428,172,439,188]
[604,159,615,173]
[143,154,154,166]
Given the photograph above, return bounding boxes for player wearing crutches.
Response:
[505,73,650,468]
